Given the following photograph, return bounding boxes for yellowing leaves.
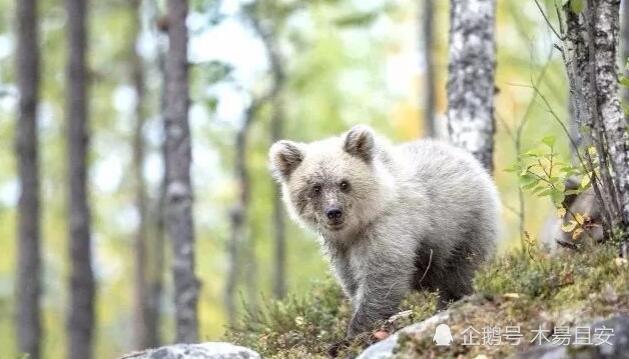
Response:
[572,228,584,240]
[560,212,589,240]
[561,220,578,233]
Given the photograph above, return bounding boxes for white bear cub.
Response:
[269,125,500,337]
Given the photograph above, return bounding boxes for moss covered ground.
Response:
[225,244,629,358]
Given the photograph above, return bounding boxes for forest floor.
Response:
[225,243,629,358]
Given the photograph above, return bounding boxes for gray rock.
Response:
[356,311,450,359]
[516,315,629,359]
[119,342,261,359]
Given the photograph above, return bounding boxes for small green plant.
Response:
[224,278,349,358]
[506,135,596,244]
[224,278,440,358]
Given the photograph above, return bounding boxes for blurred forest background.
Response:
[0,0,627,358]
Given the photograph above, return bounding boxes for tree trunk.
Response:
[15,0,42,357]
[225,99,259,324]
[446,0,496,172]
[140,0,168,347]
[65,0,95,358]
[240,125,258,310]
[143,7,169,346]
[130,0,151,349]
[421,0,436,137]
[226,112,253,325]
[265,37,287,300]
[164,0,200,343]
[146,177,165,347]
[271,103,286,299]
[562,0,629,243]
[590,0,629,232]
[623,0,629,108]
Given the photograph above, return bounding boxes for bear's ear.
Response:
[344,125,374,163]
[269,140,304,181]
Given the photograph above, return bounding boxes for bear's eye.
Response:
[312,184,322,195]
[339,180,350,192]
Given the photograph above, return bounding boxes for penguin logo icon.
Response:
[433,324,453,346]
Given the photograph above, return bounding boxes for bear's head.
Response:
[269,125,394,239]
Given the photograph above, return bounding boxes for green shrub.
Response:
[225,278,441,358]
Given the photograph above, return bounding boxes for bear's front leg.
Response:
[346,272,411,338]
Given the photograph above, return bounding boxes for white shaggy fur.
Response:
[269,125,501,337]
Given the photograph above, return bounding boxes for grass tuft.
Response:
[226,244,629,358]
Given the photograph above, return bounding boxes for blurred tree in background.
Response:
[0,0,627,358]
[64,0,95,358]
[15,0,42,357]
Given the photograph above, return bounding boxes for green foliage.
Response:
[225,278,440,358]
[396,245,629,358]
[333,12,380,27]
[506,136,598,243]
[506,135,586,209]
[225,278,350,358]
[569,0,585,14]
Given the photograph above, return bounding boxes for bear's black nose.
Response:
[326,208,343,220]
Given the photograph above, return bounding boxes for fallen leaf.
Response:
[373,330,390,340]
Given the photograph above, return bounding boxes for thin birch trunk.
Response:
[562,0,628,243]
[446,0,496,172]
[623,0,629,103]
[164,0,200,342]
[421,0,436,137]
[590,0,629,229]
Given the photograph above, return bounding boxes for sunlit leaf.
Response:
[334,12,379,27]
[561,220,578,232]
[551,190,565,205]
[541,135,555,148]
[580,174,591,189]
[557,207,566,218]
[570,0,585,13]
[572,228,584,240]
